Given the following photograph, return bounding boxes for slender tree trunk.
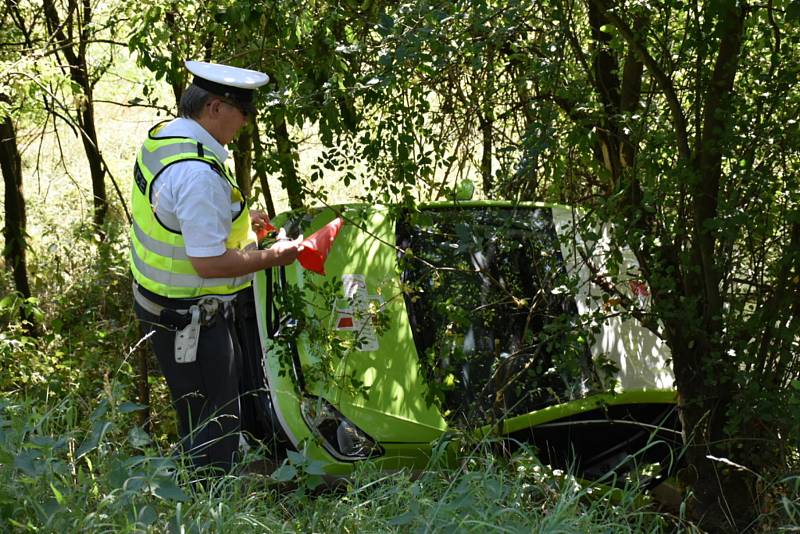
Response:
[479,53,494,196]
[270,107,304,209]
[166,14,184,105]
[78,89,108,228]
[504,60,540,200]
[233,123,253,198]
[252,117,276,218]
[673,5,755,532]
[0,101,34,326]
[42,0,108,228]
[588,1,623,190]
[260,71,303,209]
[479,115,492,196]
[585,2,648,220]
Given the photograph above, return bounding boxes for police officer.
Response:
[130,60,302,473]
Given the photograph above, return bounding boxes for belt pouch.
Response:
[160,308,192,329]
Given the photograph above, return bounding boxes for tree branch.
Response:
[693,2,746,323]
[10,70,130,222]
[591,0,691,161]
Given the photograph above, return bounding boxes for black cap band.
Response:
[192,76,256,114]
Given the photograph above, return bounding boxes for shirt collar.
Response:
[162,117,228,163]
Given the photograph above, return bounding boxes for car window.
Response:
[398,206,596,427]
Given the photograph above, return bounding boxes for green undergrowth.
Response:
[0,220,685,533]
[2,221,799,532]
[0,389,687,533]
[3,387,798,533]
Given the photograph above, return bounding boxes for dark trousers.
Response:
[135,287,265,473]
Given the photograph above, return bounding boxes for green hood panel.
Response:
[270,206,447,443]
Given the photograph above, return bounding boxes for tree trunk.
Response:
[78,90,108,228]
[164,9,186,106]
[667,325,759,533]
[674,5,754,532]
[233,123,254,198]
[0,102,34,325]
[42,0,108,228]
[586,1,759,530]
[588,1,622,189]
[252,117,276,218]
[270,107,304,209]
[503,60,540,200]
[479,49,495,196]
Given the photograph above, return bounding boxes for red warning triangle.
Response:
[297,217,345,275]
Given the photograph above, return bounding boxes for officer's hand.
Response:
[268,236,304,266]
[250,209,276,239]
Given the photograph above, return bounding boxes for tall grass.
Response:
[1,387,690,533]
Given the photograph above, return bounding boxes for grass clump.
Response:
[1,387,679,533]
[279,454,676,533]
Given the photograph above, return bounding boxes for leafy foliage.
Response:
[0,0,797,529]
[0,386,715,533]
[398,206,601,425]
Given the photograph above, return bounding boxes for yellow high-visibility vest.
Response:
[129,123,255,298]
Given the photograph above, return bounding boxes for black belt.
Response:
[133,282,237,329]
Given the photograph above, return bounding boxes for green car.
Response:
[249,201,680,484]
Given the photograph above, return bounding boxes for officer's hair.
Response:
[178,84,213,119]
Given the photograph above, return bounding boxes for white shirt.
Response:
[150,118,240,258]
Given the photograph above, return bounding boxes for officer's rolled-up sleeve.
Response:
[172,165,232,258]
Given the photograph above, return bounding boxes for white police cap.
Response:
[185,60,269,114]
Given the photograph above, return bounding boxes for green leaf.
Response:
[119,401,148,413]
[484,478,504,499]
[124,476,146,492]
[128,426,152,448]
[409,211,434,229]
[14,449,42,476]
[0,294,16,310]
[50,483,65,505]
[388,502,419,526]
[90,400,110,421]
[137,505,158,526]
[786,0,800,22]
[40,498,62,523]
[109,459,129,488]
[455,222,472,246]
[378,13,395,33]
[305,475,324,490]
[452,491,476,510]
[304,460,328,476]
[29,435,62,449]
[152,477,189,502]
[270,464,297,482]
[287,450,306,465]
[599,23,617,35]
[76,420,112,459]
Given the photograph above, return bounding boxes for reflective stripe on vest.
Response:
[129,123,256,299]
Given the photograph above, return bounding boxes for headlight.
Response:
[300,396,383,460]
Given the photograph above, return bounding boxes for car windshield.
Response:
[398,206,596,427]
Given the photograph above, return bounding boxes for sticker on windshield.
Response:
[334,274,384,352]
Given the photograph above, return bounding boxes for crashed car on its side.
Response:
[248,201,680,484]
